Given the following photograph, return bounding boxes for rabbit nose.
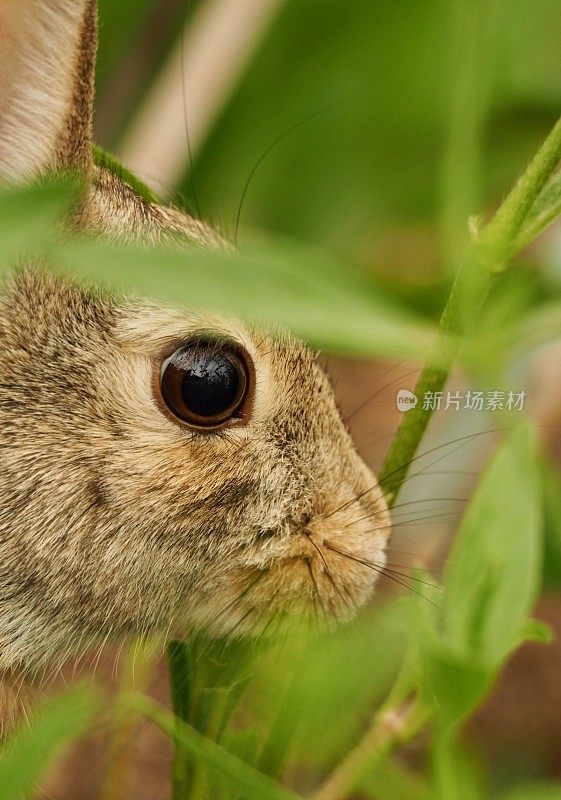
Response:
[257,511,313,541]
[288,511,314,533]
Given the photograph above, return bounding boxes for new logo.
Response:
[396,389,418,412]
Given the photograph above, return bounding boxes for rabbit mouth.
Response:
[193,510,390,638]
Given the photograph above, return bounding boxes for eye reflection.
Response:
[159,340,249,429]
[180,350,241,417]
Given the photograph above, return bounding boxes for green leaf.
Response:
[0,684,99,799]
[514,168,561,254]
[256,602,409,765]
[56,236,435,358]
[93,146,161,204]
[415,426,546,731]
[502,300,561,360]
[517,617,553,645]
[0,180,78,265]
[421,647,492,731]
[442,424,542,666]
[128,693,303,800]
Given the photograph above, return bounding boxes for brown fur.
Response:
[54,0,96,173]
[0,0,390,734]
[82,165,226,247]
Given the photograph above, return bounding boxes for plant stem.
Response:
[479,112,561,266]
[439,0,491,276]
[379,249,493,504]
[168,640,193,800]
[379,110,561,506]
[309,698,429,800]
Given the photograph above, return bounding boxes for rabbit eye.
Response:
[159,341,249,429]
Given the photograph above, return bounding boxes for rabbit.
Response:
[0,0,391,734]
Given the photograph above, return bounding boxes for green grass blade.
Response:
[128,693,303,800]
[0,685,99,799]
[56,236,435,359]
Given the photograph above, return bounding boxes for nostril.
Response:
[294,511,313,529]
[285,512,314,535]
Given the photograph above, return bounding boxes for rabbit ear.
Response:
[0,0,97,182]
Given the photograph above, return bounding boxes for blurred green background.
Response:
[97,0,561,285]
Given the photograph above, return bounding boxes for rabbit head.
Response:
[0,0,391,685]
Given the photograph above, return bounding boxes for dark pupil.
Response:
[181,351,240,417]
